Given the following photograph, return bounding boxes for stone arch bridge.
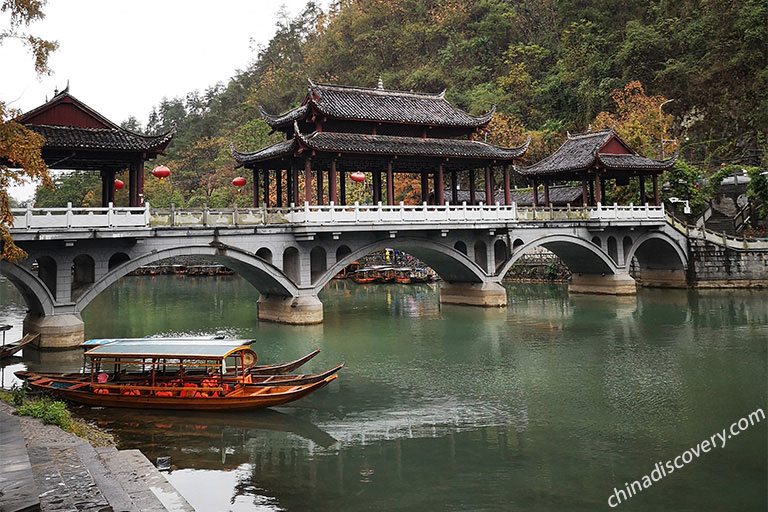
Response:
[5,202,693,348]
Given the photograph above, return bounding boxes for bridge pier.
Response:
[23,313,84,350]
[257,294,324,325]
[568,274,637,295]
[439,282,508,307]
[633,269,688,288]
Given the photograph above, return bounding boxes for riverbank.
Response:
[0,400,194,511]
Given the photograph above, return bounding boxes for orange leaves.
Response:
[592,81,676,158]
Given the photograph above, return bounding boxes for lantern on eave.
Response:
[232,177,247,187]
[114,179,124,191]
[350,172,365,183]
[152,165,171,182]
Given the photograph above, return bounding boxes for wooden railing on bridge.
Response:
[11,202,667,230]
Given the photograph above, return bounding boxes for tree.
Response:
[1,0,57,263]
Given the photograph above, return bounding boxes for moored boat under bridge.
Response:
[5,202,766,349]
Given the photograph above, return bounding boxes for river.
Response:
[0,276,765,511]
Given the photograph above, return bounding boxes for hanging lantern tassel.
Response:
[152,165,171,183]
[114,179,125,191]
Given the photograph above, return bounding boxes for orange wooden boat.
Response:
[15,340,341,411]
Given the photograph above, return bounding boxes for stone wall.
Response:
[688,239,768,288]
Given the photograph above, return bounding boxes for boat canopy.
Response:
[85,339,251,360]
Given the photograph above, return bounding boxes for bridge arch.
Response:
[499,234,620,278]
[0,260,55,316]
[76,245,299,311]
[313,237,487,294]
[625,232,687,271]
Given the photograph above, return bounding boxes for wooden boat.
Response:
[0,326,40,359]
[79,339,322,375]
[350,268,377,284]
[393,268,412,284]
[15,340,341,411]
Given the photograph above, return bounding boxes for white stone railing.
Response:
[11,202,669,230]
[10,202,151,229]
[666,214,768,250]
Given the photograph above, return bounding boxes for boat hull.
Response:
[21,375,337,411]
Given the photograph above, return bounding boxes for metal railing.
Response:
[11,202,667,230]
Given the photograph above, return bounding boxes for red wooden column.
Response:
[304,158,312,204]
[484,166,492,205]
[420,170,428,203]
[137,161,144,206]
[316,168,324,205]
[469,168,476,205]
[329,160,338,204]
[451,169,458,205]
[128,162,137,207]
[276,169,283,207]
[263,169,270,207]
[503,164,511,205]
[436,164,445,206]
[532,178,539,207]
[652,174,659,206]
[543,180,550,206]
[639,175,646,204]
[594,173,602,204]
[339,169,346,205]
[252,169,260,207]
[386,161,394,205]
[373,170,381,204]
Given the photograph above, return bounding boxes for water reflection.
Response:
[0,277,765,511]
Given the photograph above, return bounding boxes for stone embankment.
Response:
[687,238,768,288]
[0,402,194,512]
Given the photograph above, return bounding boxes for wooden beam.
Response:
[594,173,602,204]
[652,174,659,206]
[532,178,539,207]
[263,169,270,207]
[304,158,312,204]
[339,169,346,205]
[451,169,458,205]
[484,165,492,205]
[276,169,283,207]
[330,160,338,204]
[469,168,476,205]
[420,170,428,203]
[386,161,394,205]
[253,169,259,207]
[503,164,511,206]
[436,164,445,206]
[543,179,550,206]
[639,175,646,204]
[316,168,324,205]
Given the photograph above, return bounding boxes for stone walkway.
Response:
[0,402,194,512]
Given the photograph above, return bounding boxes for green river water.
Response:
[0,276,765,511]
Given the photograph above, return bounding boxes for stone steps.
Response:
[0,403,194,512]
[0,411,40,512]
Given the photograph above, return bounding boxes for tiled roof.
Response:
[27,124,174,153]
[295,125,529,160]
[520,129,613,176]
[520,128,673,176]
[259,80,495,130]
[230,139,296,166]
[258,104,308,131]
[597,153,676,170]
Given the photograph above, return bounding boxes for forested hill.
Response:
[55,0,768,208]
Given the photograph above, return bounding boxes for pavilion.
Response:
[231,79,530,207]
[16,86,174,207]
[518,127,676,207]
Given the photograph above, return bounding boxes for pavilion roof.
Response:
[231,124,529,167]
[26,124,175,154]
[16,88,174,159]
[519,128,675,177]
[260,80,496,131]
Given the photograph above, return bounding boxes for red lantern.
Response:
[152,165,171,182]
[114,179,124,191]
[232,177,247,187]
[350,172,365,183]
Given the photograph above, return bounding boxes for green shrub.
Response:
[15,397,75,431]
